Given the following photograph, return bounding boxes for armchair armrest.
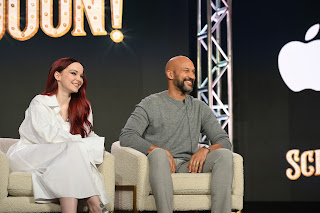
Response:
[0,151,9,199]
[0,138,19,199]
[0,138,19,154]
[232,153,244,196]
[97,151,115,211]
[111,141,150,198]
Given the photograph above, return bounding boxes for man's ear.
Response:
[54,71,61,81]
[165,69,174,80]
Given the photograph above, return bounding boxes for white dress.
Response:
[6,94,109,204]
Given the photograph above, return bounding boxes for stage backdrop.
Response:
[233,0,320,202]
[1,0,320,204]
[0,0,191,150]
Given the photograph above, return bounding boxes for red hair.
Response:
[42,57,92,138]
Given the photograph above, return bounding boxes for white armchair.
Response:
[111,141,243,212]
[0,138,115,213]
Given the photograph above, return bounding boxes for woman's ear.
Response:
[54,71,61,81]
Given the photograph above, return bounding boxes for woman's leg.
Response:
[87,195,108,213]
[59,197,78,213]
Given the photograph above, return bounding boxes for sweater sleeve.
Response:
[200,102,232,150]
[83,108,105,164]
[119,105,153,155]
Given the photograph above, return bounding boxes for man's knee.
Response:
[215,148,233,160]
[208,148,233,166]
[148,148,170,168]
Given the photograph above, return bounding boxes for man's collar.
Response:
[163,91,187,108]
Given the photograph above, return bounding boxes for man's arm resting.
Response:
[188,143,223,173]
[200,101,232,150]
[119,106,153,154]
[208,143,223,151]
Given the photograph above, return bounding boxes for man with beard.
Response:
[120,56,233,213]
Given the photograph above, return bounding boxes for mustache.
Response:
[183,78,195,84]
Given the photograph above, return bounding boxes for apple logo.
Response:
[278,23,320,92]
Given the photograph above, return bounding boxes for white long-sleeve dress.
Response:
[6,94,109,204]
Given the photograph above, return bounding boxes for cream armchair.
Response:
[0,138,115,213]
[111,141,243,212]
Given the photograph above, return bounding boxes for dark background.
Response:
[232,0,320,203]
[1,0,319,204]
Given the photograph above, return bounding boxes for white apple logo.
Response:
[278,23,320,92]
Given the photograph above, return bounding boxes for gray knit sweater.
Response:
[120,91,232,160]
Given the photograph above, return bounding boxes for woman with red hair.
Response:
[7,58,109,213]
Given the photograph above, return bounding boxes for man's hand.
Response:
[187,143,223,173]
[187,147,209,173]
[148,145,176,173]
[164,149,176,173]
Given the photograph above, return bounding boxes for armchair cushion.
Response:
[170,173,211,195]
[8,172,33,196]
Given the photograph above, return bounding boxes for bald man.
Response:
[120,56,233,213]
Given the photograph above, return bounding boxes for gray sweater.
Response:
[120,91,232,160]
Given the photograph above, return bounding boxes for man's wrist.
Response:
[202,144,211,153]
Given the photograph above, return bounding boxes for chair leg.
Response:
[132,185,137,213]
[115,185,138,213]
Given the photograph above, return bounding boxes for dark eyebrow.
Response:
[70,69,83,75]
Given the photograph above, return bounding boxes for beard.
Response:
[174,77,194,94]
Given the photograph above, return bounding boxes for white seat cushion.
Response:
[8,172,33,196]
[149,173,211,195]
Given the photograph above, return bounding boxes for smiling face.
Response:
[54,62,84,95]
[172,58,196,94]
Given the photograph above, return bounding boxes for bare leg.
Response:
[59,197,78,213]
[87,195,108,213]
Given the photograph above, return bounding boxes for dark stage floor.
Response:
[243,202,320,213]
[114,202,320,213]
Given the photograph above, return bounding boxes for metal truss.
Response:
[197,0,233,144]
